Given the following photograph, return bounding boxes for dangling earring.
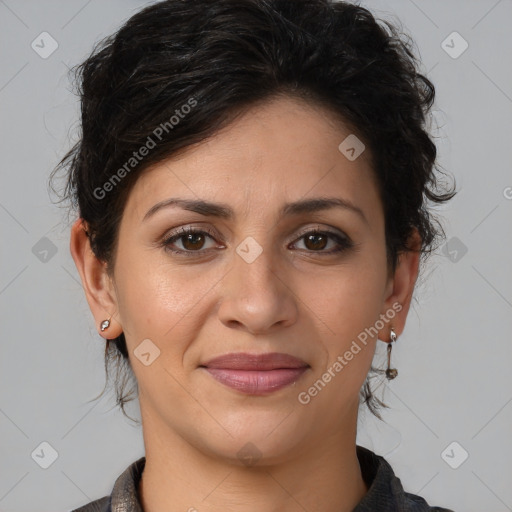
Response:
[100,318,111,332]
[385,327,398,380]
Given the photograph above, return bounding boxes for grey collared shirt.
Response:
[71,445,455,512]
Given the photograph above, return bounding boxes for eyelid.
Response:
[292,223,347,239]
[160,225,221,246]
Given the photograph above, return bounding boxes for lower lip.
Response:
[203,368,308,395]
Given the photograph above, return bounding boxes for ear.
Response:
[70,218,123,339]
[378,228,421,342]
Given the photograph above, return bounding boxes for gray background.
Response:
[1,1,511,511]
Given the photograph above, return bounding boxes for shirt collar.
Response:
[106,445,436,512]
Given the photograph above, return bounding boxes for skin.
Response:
[71,95,420,512]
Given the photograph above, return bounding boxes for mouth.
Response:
[199,352,310,395]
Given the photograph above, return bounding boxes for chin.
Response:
[200,408,311,467]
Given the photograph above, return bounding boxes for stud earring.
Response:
[100,318,111,332]
[385,327,398,380]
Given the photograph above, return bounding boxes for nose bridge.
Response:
[232,232,281,298]
[217,231,297,333]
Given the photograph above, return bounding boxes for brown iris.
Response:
[182,232,206,250]
[304,233,328,251]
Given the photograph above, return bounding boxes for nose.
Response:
[217,239,299,335]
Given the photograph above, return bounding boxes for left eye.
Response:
[290,230,352,253]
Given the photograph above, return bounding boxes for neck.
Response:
[138,410,368,512]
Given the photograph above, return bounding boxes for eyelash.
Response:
[160,226,354,257]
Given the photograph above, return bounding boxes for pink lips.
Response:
[200,352,309,395]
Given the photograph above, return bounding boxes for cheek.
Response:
[297,245,388,392]
[303,275,383,383]
[307,247,388,339]
[113,248,221,355]
[295,269,386,418]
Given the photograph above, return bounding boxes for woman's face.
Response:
[75,95,417,464]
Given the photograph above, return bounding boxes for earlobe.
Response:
[70,218,123,339]
[379,229,421,341]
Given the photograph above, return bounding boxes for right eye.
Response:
[161,226,220,256]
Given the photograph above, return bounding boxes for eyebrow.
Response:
[142,196,368,225]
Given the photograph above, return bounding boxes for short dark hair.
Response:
[50,0,456,423]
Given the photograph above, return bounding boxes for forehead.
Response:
[123,95,380,223]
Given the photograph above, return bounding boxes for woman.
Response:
[53,0,456,510]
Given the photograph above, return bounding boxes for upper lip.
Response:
[200,352,309,370]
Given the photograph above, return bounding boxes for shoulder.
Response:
[402,490,455,511]
[70,495,110,512]
[68,456,145,512]
[355,445,455,511]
